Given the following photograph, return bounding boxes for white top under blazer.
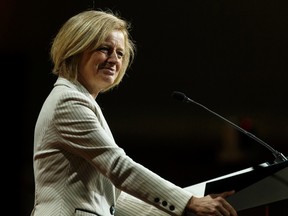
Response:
[31,77,193,216]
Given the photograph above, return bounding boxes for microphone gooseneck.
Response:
[171,91,287,164]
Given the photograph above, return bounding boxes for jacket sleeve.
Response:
[115,192,171,216]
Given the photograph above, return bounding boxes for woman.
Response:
[31,9,237,216]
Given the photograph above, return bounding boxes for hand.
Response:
[185,190,237,216]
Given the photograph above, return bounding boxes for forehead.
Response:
[103,30,125,48]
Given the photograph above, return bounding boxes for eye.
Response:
[116,50,124,59]
[96,46,124,59]
[97,46,109,54]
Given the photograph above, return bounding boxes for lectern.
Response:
[184,160,288,215]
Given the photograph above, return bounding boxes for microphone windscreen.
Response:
[171,91,186,102]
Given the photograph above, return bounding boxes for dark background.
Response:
[1,0,287,215]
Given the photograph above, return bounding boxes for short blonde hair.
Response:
[50,10,136,92]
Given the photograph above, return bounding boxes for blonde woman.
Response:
[31,9,237,216]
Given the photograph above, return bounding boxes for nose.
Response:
[107,51,119,63]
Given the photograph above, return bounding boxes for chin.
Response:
[101,79,114,88]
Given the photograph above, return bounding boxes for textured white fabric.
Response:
[31,77,192,216]
[115,192,171,216]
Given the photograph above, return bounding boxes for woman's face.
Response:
[78,30,125,98]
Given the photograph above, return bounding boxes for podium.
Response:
[184,160,288,214]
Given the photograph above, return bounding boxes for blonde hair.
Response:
[50,9,136,92]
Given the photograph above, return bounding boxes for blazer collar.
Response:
[54,77,96,102]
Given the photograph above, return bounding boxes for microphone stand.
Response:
[172,91,287,164]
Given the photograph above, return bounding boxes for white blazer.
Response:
[31,77,192,216]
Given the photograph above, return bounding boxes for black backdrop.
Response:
[1,0,288,215]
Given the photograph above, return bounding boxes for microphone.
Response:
[171,91,287,164]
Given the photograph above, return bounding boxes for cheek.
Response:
[87,57,102,73]
[89,52,104,65]
[116,61,123,72]
[80,53,94,71]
